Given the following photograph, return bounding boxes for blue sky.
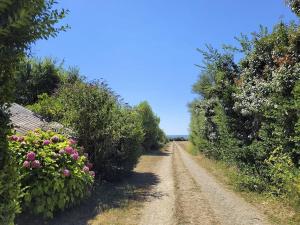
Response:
[32,0,297,135]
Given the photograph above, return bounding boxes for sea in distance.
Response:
[167,135,189,140]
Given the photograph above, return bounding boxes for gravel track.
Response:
[139,148,176,225]
[139,142,270,225]
[173,142,270,225]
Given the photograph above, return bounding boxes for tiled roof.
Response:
[9,103,47,134]
[9,103,74,137]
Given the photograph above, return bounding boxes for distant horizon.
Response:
[167,134,189,137]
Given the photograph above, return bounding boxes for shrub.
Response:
[103,107,144,178]
[189,4,300,202]
[0,1,67,223]
[30,80,146,180]
[9,129,94,218]
[64,83,145,179]
[135,101,166,150]
[0,108,21,225]
[265,147,295,195]
[27,93,65,121]
[0,148,21,225]
[15,58,62,105]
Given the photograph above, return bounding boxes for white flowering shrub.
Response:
[190,18,300,199]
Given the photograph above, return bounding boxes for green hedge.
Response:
[29,80,144,180]
[189,6,300,201]
[0,109,21,224]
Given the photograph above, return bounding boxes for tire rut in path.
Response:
[138,146,176,225]
[174,142,270,225]
[173,142,220,225]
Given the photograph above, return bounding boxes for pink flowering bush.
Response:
[8,129,95,218]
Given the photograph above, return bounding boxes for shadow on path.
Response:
[16,171,160,225]
[142,149,172,157]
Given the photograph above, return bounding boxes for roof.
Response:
[9,103,48,134]
[9,103,74,136]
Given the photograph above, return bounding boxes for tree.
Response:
[30,79,145,179]
[190,13,300,196]
[286,0,300,16]
[0,1,67,223]
[135,101,166,150]
[15,58,61,105]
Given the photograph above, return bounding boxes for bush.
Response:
[135,101,166,150]
[265,147,295,195]
[15,58,62,105]
[189,4,300,202]
[30,80,146,180]
[27,93,65,121]
[104,107,144,178]
[0,108,21,225]
[0,1,67,223]
[9,130,94,218]
[0,105,22,225]
[236,172,268,193]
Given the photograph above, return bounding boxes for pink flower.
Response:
[87,162,93,169]
[69,138,77,145]
[26,152,36,161]
[43,140,51,145]
[59,149,65,154]
[10,135,19,141]
[51,136,59,143]
[71,153,79,161]
[83,166,89,173]
[89,171,95,177]
[65,146,74,154]
[18,136,24,142]
[23,161,30,168]
[31,160,41,168]
[63,169,71,177]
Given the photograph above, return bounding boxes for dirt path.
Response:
[139,147,176,225]
[173,142,270,225]
[173,143,219,225]
[138,142,270,225]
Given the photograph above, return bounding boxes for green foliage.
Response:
[29,75,167,180]
[189,15,300,203]
[27,93,65,121]
[58,81,144,179]
[286,0,300,16]
[0,0,68,105]
[15,58,62,105]
[265,147,295,195]
[0,1,67,223]
[29,80,146,180]
[135,101,166,150]
[9,130,94,218]
[0,112,21,225]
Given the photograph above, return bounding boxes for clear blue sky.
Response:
[32,0,297,135]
